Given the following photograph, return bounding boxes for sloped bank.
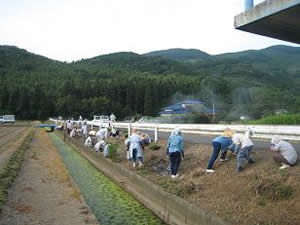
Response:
[61,134,229,225]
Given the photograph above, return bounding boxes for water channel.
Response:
[48,133,165,225]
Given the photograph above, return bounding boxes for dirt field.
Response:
[83,133,300,225]
[0,129,99,225]
[0,126,30,169]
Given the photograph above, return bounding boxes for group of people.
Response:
[84,126,112,157]
[65,118,298,178]
[206,127,255,173]
[64,119,120,158]
[65,119,88,138]
[205,127,298,173]
[164,126,298,179]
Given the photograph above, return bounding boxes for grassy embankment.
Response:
[0,129,34,212]
[248,114,300,125]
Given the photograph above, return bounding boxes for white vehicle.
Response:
[93,115,110,123]
[0,115,15,124]
[92,115,111,128]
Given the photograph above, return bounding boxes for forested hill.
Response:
[72,51,195,76]
[144,48,211,62]
[0,45,300,121]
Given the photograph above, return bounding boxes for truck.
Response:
[90,115,110,128]
[0,115,15,124]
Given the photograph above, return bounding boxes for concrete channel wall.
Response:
[64,136,230,225]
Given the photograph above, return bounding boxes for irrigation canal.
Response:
[48,133,165,225]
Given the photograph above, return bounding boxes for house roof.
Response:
[179,99,205,105]
[159,100,217,115]
[161,103,186,111]
[159,109,191,115]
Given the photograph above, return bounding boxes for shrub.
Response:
[149,143,161,151]
[107,143,119,161]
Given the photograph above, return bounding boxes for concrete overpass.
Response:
[234,0,300,44]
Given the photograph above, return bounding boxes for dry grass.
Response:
[14,203,33,214]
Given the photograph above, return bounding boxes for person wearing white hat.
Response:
[84,136,93,148]
[129,129,143,167]
[270,136,298,169]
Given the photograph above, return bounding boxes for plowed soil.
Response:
[0,129,99,225]
[0,126,30,169]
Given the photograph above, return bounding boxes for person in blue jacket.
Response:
[206,128,234,173]
[167,128,184,178]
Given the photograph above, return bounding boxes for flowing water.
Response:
[48,133,165,225]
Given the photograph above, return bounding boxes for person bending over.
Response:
[206,128,233,173]
[231,130,255,172]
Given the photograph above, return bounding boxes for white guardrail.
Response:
[50,118,300,141]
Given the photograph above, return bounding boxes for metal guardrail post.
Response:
[128,123,131,136]
[154,124,158,143]
[245,0,253,11]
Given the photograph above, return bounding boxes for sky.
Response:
[0,0,297,62]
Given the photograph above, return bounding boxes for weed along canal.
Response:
[48,133,165,225]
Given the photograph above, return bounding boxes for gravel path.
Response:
[0,129,99,225]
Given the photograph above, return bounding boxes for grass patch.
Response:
[253,179,293,201]
[248,114,300,125]
[149,143,161,151]
[0,130,34,213]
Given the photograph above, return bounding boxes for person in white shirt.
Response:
[70,128,76,137]
[124,135,130,160]
[110,113,116,123]
[84,136,93,148]
[82,123,88,138]
[103,144,110,157]
[270,136,298,169]
[94,140,106,153]
[230,130,255,172]
[96,127,108,141]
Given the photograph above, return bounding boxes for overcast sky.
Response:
[0,0,297,62]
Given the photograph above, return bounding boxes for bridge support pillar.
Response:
[244,0,253,11]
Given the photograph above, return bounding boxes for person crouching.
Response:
[167,128,184,178]
[270,136,298,169]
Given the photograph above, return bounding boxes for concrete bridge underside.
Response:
[234,0,300,44]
